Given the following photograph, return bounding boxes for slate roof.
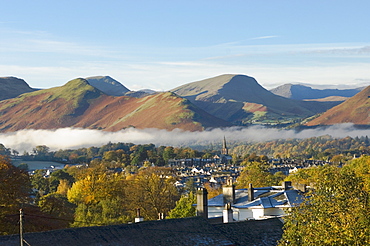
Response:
[0,216,283,246]
[208,187,303,209]
[215,218,283,246]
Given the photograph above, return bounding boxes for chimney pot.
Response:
[223,177,235,205]
[196,187,208,219]
[135,208,144,223]
[248,183,254,202]
[223,202,233,223]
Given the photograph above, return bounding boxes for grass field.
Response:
[12,160,65,170]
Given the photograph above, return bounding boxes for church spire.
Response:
[222,136,228,155]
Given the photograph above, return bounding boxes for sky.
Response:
[1,0,370,91]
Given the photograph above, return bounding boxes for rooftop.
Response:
[0,216,283,246]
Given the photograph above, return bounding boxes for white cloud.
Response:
[249,35,279,40]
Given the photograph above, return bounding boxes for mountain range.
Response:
[0,74,368,132]
[270,83,363,101]
[0,78,229,132]
[171,74,340,125]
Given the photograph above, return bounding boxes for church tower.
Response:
[221,136,228,155]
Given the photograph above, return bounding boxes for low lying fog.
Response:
[0,123,369,153]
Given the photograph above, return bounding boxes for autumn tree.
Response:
[203,182,222,199]
[127,167,179,220]
[67,168,129,227]
[0,155,32,235]
[279,165,370,245]
[103,149,130,166]
[236,160,285,188]
[344,155,370,192]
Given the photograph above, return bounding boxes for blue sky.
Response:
[1,0,370,91]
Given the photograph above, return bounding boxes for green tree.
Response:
[279,166,370,245]
[0,144,11,156]
[167,192,196,219]
[49,169,75,193]
[162,146,175,162]
[31,169,50,196]
[33,145,51,160]
[38,193,76,228]
[17,163,29,171]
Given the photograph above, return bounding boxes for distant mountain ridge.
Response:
[171,74,340,125]
[0,77,36,101]
[0,74,368,132]
[85,76,130,96]
[270,83,362,100]
[0,78,230,132]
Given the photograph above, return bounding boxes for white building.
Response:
[196,181,304,221]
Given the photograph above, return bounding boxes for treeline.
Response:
[232,135,370,161]
[20,142,218,167]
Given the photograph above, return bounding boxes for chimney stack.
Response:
[196,187,208,219]
[223,203,233,223]
[135,208,144,223]
[223,177,235,205]
[158,213,165,220]
[248,183,254,202]
[282,181,292,190]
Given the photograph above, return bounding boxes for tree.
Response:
[33,145,51,160]
[167,192,196,219]
[127,167,179,220]
[0,155,32,235]
[38,193,76,228]
[236,160,284,188]
[49,169,75,193]
[184,177,196,194]
[18,163,29,171]
[31,169,50,196]
[0,144,11,156]
[162,146,175,162]
[67,170,129,227]
[344,155,370,192]
[203,182,222,199]
[279,165,370,245]
[56,179,71,196]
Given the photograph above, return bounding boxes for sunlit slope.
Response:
[0,78,229,132]
[306,85,370,126]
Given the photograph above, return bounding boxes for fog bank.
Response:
[0,123,369,153]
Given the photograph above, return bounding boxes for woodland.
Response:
[0,135,370,244]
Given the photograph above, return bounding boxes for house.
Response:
[197,180,304,221]
[0,216,283,246]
